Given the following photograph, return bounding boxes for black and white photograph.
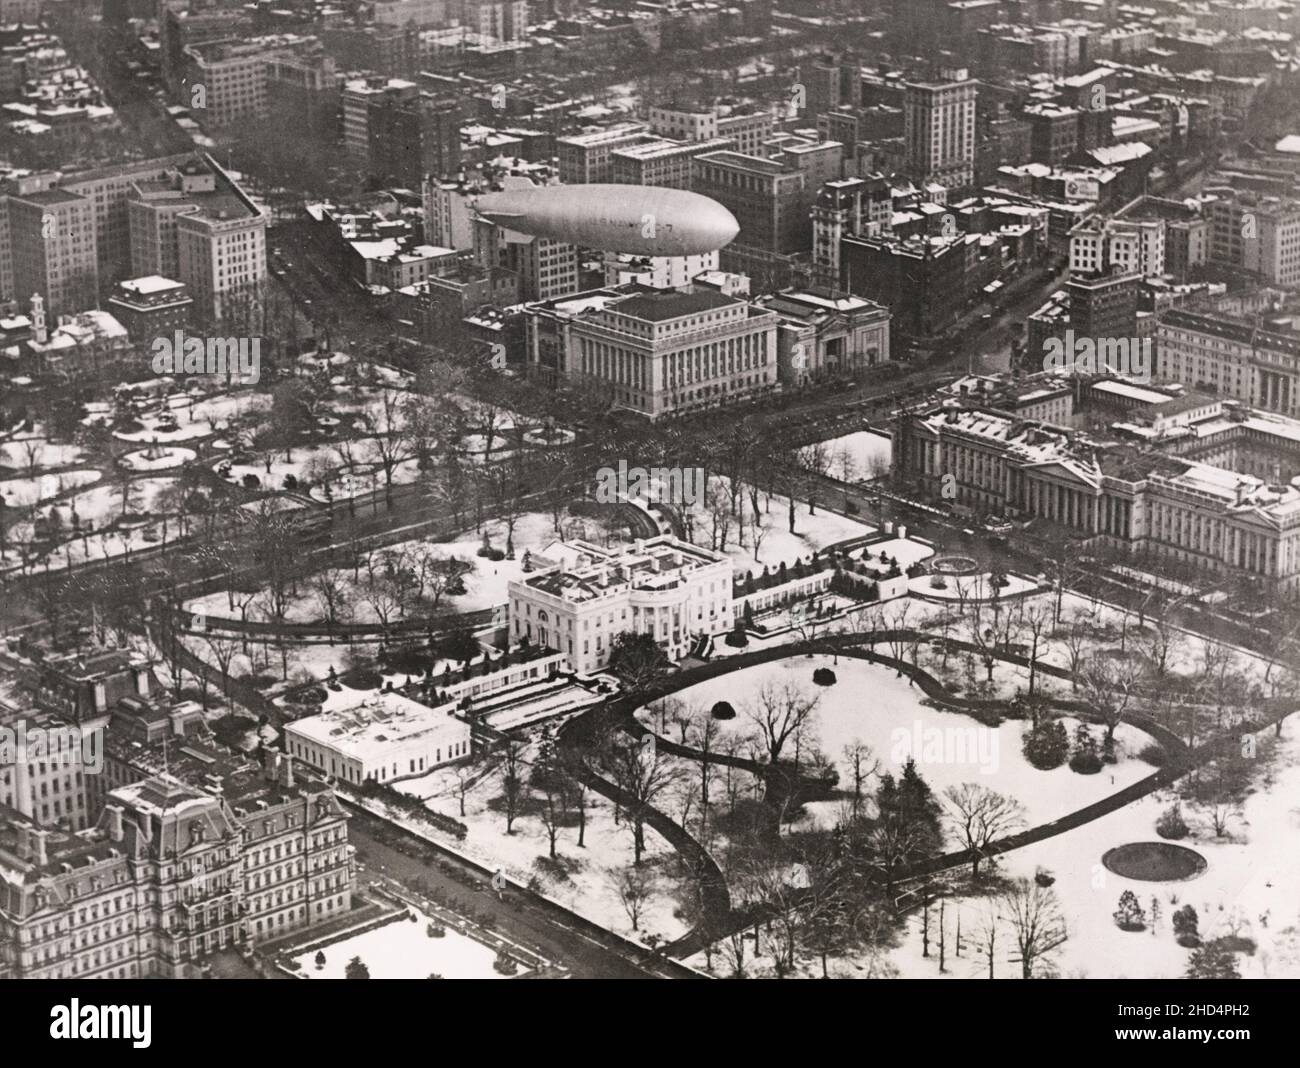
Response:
[0,0,1292,1039]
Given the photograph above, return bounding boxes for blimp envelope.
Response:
[473,184,739,257]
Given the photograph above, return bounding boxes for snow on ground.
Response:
[390,737,689,946]
[888,721,1300,979]
[185,511,555,628]
[119,446,195,472]
[686,480,876,576]
[179,633,386,697]
[814,428,893,483]
[2,477,185,572]
[858,536,935,570]
[216,443,346,491]
[289,905,515,979]
[306,456,423,502]
[910,571,1040,601]
[429,513,560,611]
[642,654,1156,838]
[0,468,100,507]
[0,438,85,470]
[113,390,272,442]
[47,477,179,526]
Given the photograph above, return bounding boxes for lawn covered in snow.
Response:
[387,735,691,947]
[642,654,1158,838]
[289,905,516,979]
[812,428,893,483]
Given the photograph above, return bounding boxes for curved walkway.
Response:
[597,629,1292,958]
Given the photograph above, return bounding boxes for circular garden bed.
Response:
[930,555,980,576]
[1101,841,1207,882]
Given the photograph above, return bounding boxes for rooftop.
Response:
[610,287,739,322]
[116,275,185,296]
[287,691,466,763]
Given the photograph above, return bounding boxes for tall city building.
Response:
[1205,189,1300,287]
[556,122,651,184]
[646,104,773,157]
[1069,216,1165,279]
[1067,267,1141,341]
[610,137,735,189]
[904,71,977,190]
[341,76,416,165]
[473,214,577,302]
[121,157,266,323]
[690,146,841,256]
[159,3,253,95]
[1,152,263,318]
[3,188,98,316]
[344,81,463,185]
[810,174,892,286]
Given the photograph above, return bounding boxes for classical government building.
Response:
[896,399,1300,592]
[0,642,355,979]
[1157,307,1300,419]
[0,755,353,979]
[507,536,733,673]
[525,284,778,418]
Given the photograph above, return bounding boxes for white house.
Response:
[507,535,733,673]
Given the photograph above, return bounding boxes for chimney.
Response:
[106,804,125,843]
[32,829,48,867]
[280,754,295,790]
[262,748,279,781]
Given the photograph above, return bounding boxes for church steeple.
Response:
[30,292,47,344]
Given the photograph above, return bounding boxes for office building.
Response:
[904,72,977,190]
[525,284,778,418]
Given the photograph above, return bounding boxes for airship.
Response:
[472,184,739,256]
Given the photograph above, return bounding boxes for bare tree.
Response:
[692,704,721,815]
[1146,611,1182,679]
[976,903,1000,979]
[500,739,526,835]
[1045,535,1081,624]
[560,745,591,848]
[944,783,1026,878]
[1001,878,1068,979]
[841,740,880,817]
[1019,604,1052,697]
[745,680,821,768]
[605,737,680,865]
[453,764,474,817]
[362,389,411,502]
[609,865,653,932]
[535,763,564,860]
[1082,660,1139,745]
[311,571,351,640]
[1059,611,1091,691]
[796,442,831,515]
[205,635,242,702]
